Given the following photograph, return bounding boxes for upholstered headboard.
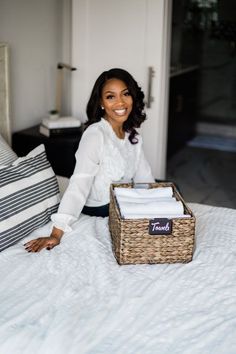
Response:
[0,43,11,145]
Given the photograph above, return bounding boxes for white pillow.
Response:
[0,144,60,252]
[56,175,69,198]
[0,134,18,166]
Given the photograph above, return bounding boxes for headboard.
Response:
[0,42,11,145]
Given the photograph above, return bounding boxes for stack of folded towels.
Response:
[114,186,190,219]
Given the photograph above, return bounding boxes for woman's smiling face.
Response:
[100,78,133,129]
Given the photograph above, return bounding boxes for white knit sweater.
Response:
[51,118,154,231]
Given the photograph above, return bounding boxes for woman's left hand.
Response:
[24,235,61,252]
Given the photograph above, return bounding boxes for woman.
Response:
[25,68,154,252]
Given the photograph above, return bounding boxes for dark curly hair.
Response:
[85,68,146,144]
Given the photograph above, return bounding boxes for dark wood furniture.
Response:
[12,125,83,177]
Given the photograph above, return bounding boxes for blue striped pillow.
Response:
[0,134,18,166]
[0,144,60,252]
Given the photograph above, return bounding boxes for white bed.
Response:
[1,70,236,353]
[1,193,236,353]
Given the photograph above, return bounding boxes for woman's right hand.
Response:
[24,227,64,252]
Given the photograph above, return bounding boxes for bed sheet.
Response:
[0,203,236,354]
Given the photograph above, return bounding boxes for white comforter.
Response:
[0,203,236,354]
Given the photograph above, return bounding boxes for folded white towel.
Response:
[113,186,187,220]
[116,195,177,204]
[118,200,184,217]
[122,213,191,219]
[114,187,173,199]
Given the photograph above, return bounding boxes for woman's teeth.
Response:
[114,109,126,115]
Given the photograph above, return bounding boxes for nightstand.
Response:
[12,125,84,177]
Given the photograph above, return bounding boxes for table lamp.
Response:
[49,62,77,120]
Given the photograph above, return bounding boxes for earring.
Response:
[101,106,104,110]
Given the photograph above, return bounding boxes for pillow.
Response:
[56,175,69,198]
[0,134,18,166]
[0,144,60,252]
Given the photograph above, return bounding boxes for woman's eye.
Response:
[124,91,130,96]
[106,95,114,99]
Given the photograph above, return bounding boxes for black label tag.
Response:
[149,218,172,235]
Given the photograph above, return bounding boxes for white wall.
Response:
[0,0,71,132]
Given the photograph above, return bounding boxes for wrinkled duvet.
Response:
[0,203,236,354]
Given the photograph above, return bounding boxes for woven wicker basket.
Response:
[109,182,195,265]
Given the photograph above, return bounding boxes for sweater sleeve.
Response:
[51,126,103,232]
